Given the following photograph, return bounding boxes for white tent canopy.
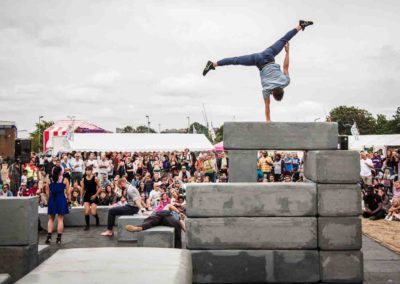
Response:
[349,134,400,151]
[61,133,214,152]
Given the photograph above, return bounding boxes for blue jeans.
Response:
[217,28,298,69]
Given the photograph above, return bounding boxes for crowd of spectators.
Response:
[1,148,399,223]
[360,150,400,221]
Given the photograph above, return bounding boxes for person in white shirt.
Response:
[69,153,84,185]
[98,154,110,179]
[147,182,162,210]
[360,151,374,186]
[85,152,99,175]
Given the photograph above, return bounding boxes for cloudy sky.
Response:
[1,0,399,135]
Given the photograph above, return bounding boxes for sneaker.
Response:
[202,60,215,76]
[299,20,313,31]
[125,225,143,232]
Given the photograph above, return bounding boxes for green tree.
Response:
[136,125,156,133]
[190,122,212,142]
[29,120,54,153]
[388,107,400,133]
[214,125,223,143]
[121,126,135,133]
[329,106,376,135]
[375,114,391,134]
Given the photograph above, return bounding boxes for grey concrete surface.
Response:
[38,245,50,265]
[0,244,38,283]
[0,274,11,284]
[228,150,258,182]
[320,250,363,283]
[39,206,111,228]
[0,197,38,246]
[362,236,400,284]
[191,250,320,283]
[223,122,338,150]
[186,182,317,217]
[186,217,317,249]
[304,150,360,183]
[138,226,175,248]
[16,247,192,284]
[318,184,361,216]
[117,215,146,241]
[318,217,362,250]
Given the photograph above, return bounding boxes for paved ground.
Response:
[39,227,400,283]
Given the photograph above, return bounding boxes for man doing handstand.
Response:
[203,20,313,122]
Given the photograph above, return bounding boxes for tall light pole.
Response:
[158,123,161,133]
[38,115,44,152]
[145,115,150,133]
[187,116,190,133]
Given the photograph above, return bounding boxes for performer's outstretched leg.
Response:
[203,20,313,76]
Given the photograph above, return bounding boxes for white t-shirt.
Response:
[360,158,373,177]
[148,190,161,208]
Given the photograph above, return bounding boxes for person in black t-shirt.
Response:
[362,186,386,220]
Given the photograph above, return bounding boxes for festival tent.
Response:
[348,134,400,152]
[59,133,214,152]
[214,141,224,152]
[44,120,109,151]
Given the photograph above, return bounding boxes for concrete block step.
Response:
[304,150,360,184]
[186,217,317,249]
[191,250,320,283]
[318,217,362,250]
[320,250,363,283]
[138,226,175,248]
[39,206,111,228]
[318,184,361,216]
[0,197,38,246]
[0,244,38,283]
[186,183,317,217]
[117,215,147,242]
[16,247,192,284]
[223,122,338,150]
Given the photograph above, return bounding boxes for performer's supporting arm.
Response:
[283,43,290,76]
[264,96,271,122]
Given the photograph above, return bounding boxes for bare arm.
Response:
[283,43,289,76]
[264,96,271,122]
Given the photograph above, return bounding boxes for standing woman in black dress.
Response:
[80,166,101,230]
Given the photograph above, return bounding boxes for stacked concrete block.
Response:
[304,150,363,283]
[117,215,147,241]
[185,122,362,283]
[39,206,111,228]
[186,183,319,283]
[0,197,39,282]
[138,226,175,248]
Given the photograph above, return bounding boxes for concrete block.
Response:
[223,122,338,150]
[318,184,361,216]
[318,217,362,250]
[186,183,317,217]
[0,274,12,284]
[320,251,363,283]
[117,215,147,241]
[0,244,38,283]
[17,247,192,284]
[186,217,317,249]
[191,250,320,283]
[38,245,51,265]
[228,150,257,182]
[0,197,38,246]
[39,206,111,227]
[304,150,360,183]
[138,226,175,248]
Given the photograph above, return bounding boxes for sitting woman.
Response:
[385,198,400,221]
[155,192,186,232]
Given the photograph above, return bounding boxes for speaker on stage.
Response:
[15,139,31,163]
[338,135,349,150]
